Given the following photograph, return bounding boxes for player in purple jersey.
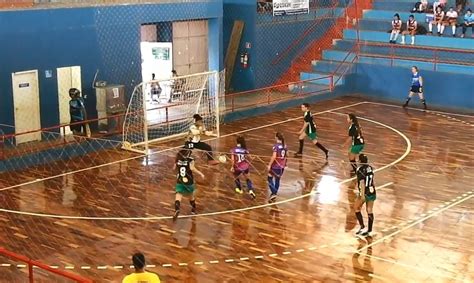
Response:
[267,132,287,203]
[230,136,255,199]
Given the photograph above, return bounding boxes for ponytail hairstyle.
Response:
[236,135,247,149]
[348,113,362,136]
[276,132,285,148]
[359,154,368,164]
[176,149,191,163]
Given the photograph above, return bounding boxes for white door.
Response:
[12,70,41,144]
[172,20,209,75]
[57,66,82,135]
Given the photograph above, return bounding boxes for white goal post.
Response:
[122,70,225,154]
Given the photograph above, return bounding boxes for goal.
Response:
[122,71,224,154]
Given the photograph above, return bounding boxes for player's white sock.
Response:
[452,25,456,35]
[429,22,433,32]
[411,36,415,45]
[393,32,399,41]
[401,35,405,44]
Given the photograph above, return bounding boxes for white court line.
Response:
[0,102,366,193]
[365,102,474,118]
[0,112,411,220]
[357,193,474,253]
[362,254,461,281]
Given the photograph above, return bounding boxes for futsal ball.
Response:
[218,155,227,163]
[205,130,213,136]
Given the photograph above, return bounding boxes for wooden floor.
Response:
[0,97,473,282]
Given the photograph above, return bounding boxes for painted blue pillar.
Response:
[208,17,223,71]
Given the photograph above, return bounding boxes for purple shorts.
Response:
[234,168,249,177]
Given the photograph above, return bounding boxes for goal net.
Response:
[122,71,225,154]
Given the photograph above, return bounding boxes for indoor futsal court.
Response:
[1,0,474,282]
[0,96,473,282]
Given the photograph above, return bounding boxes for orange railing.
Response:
[0,247,92,283]
[356,41,474,70]
[0,55,360,157]
[271,0,347,66]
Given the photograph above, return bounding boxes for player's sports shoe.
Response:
[325,150,329,160]
[173,210,180,221]
[269,194,277,203]
[235,188,243,194]
[361,231,372,237]
[355,227,365,236]
[191,207,197,215]
[293,152,302,158]
[249,190,256,199]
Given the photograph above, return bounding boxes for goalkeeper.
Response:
[184,114,219,165]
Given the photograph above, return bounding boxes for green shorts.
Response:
[350,144,365,154]
[365,194,376,202]
[306,132,317,141]
[176,183,195,195]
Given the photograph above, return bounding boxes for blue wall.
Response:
[223,0,343,91]
[0,1,223,132]
[223,0,257,91]
[254,15,338,89]
[349,63,474,112]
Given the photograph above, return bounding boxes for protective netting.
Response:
[223,0,358,94]
[122,71,225,154]
[351,0,474,70]
[1,102,474,282]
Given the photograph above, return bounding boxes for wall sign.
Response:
[273,0,309,16]
[45,70,53,78]
[19,83,30,88]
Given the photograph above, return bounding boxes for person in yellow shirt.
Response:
[122,252,160,283]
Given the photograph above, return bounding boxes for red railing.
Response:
[271,0,346,66]
[356,41,474,70]
[0,247,92,283]
[0,53,362,156]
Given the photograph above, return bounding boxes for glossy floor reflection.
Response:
[0,97,472,282]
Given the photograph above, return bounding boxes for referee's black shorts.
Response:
[410,85,422,93]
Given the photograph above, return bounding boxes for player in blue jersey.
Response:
[230,136,255,199]
[403,66,427,109]
[267,132,288,203]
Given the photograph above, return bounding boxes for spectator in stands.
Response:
[402,15,418,45]
[390,14,403,43]
[456,0,468,12]
[122,252,160,283]
[433,0,447,11]
[461,8,474,37]
[429,6,445,35]
[442,7,459,36]
[257,0,272,13]
[412,0,428,13]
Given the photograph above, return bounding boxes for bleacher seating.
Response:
[298,0,474,90]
